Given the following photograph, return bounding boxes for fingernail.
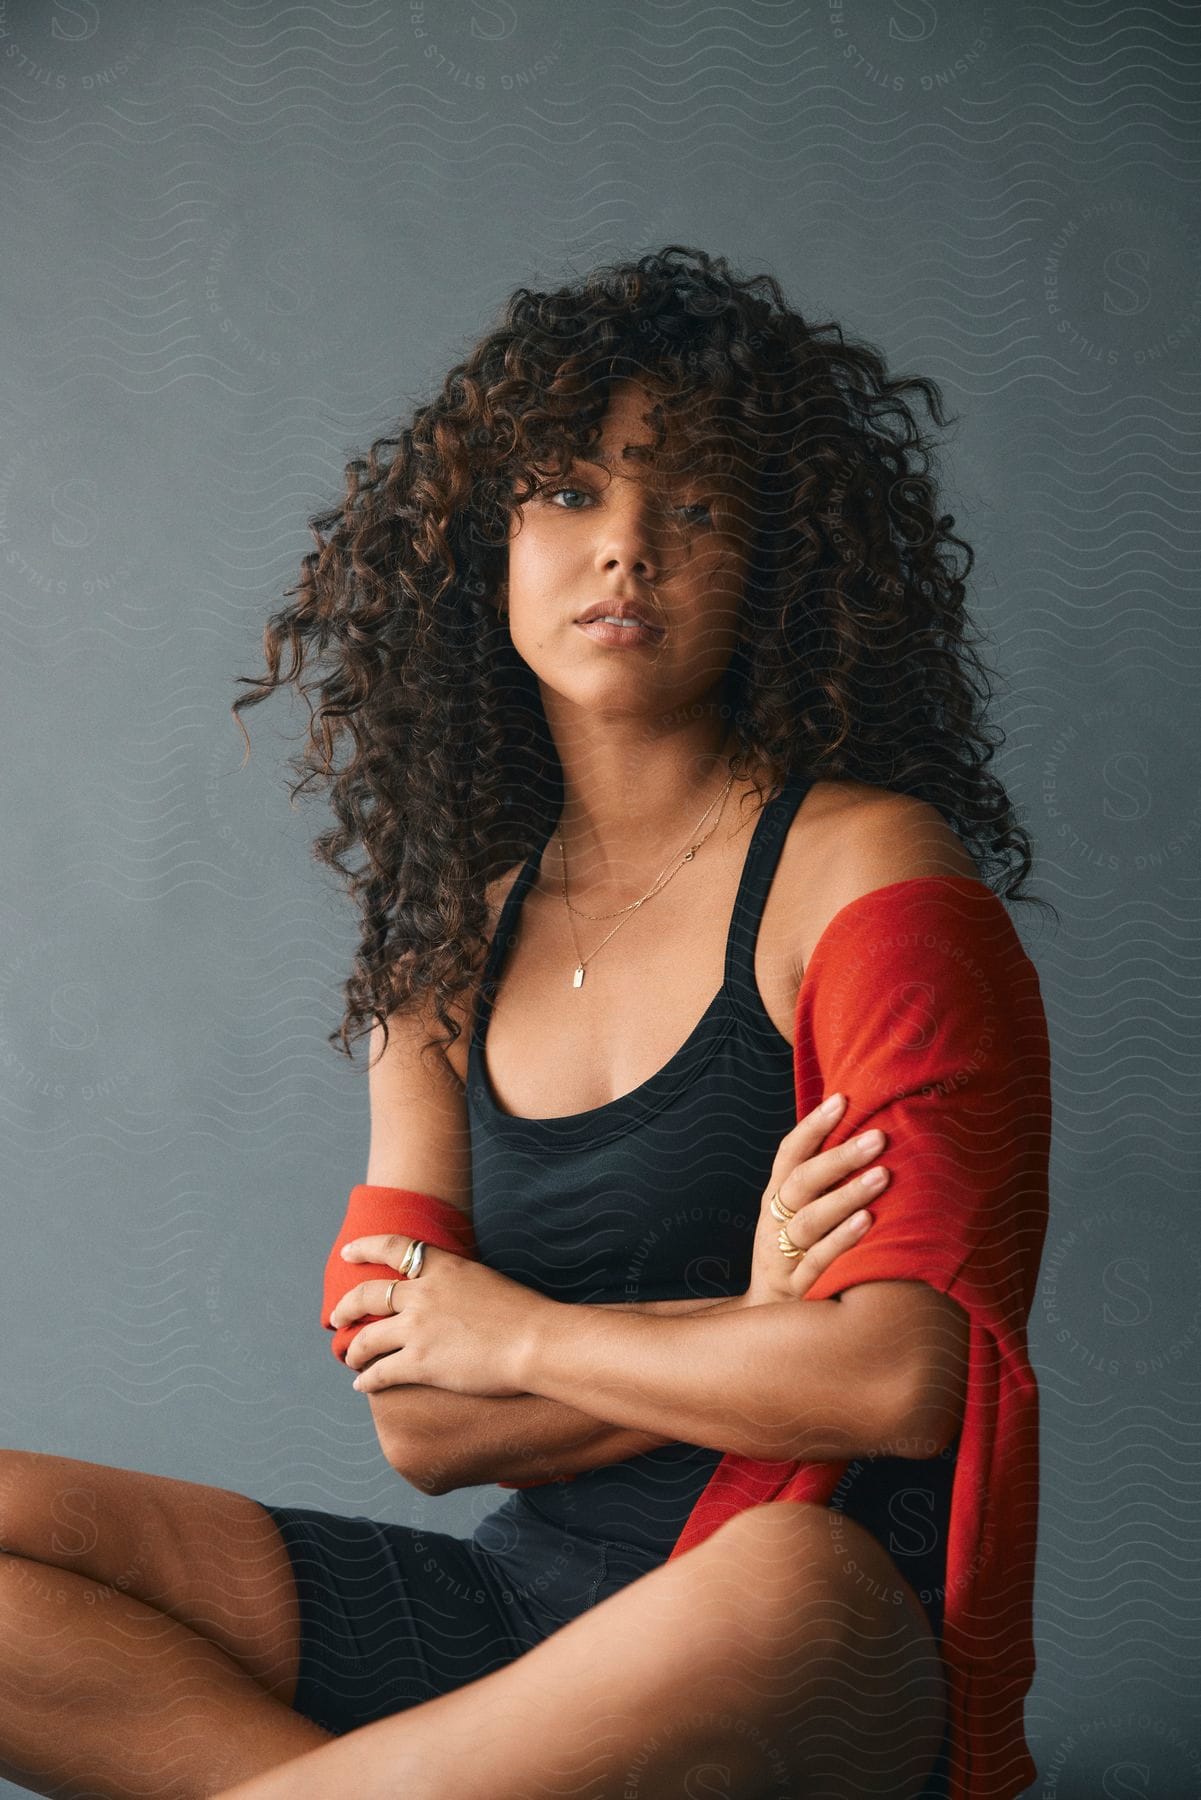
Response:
[850,1210,872,1229]
[351,1375,363,1390]
[860,1167,887,1188]
[340,1246,354,1258]
[856,1129,884,1150]
[819,1093,844,1116]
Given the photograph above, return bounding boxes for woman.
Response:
[0,247,1048,1800]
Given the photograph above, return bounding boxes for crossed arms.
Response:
[357,1271,967,1493]
[350,802,992,1496]
[370,1293,746,1494]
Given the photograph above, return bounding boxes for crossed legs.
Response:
[0,1449,947,1800]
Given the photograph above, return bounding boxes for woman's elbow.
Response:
[890,1385,964,1458]
[844,1285,971,1459]
[395,1456,455,1496]
[381,1426,464,1495]
[889,1346,968,1458]
[364,1393,446,1490]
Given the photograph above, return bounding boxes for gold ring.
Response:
[769,1189,796,1224]
[777,1227,805,1260]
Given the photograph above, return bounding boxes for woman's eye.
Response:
[547,488,712,526]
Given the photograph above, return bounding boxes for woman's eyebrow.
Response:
[576,449,645,470]
[577,449,707,480]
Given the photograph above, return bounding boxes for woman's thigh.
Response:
[0,1448,304,1702]
[0,1449,615,1738]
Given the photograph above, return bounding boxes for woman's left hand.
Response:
[745,1094,886,1307]
[332,1236,557,1398]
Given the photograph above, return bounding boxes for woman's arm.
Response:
[372,1147,894,1491]
[384,1391,677,1494]
[362,1105,897,1491]
[513,1294,918,1464]
[374,1296,745,1491]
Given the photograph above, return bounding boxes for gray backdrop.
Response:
[3,4,1199,1795]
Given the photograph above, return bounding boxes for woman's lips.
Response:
[575,618,664,648]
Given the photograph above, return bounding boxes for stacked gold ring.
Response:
[768,1189,806,1260]
[382,1240,427,1314]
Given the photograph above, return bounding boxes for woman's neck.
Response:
[545,751,772,904]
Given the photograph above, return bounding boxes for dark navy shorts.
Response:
[257,1487,954,1795]
[254,1488,662,1736]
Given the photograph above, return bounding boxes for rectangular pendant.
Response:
[572,965,585,988]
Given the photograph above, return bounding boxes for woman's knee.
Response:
[677,1502,947,1711]
[684,1502,858,1638]
[680,1503,948,1795]
[706,1500,935,1637]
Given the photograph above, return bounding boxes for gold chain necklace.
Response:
[561,772,729,920]
[557,764,737,989]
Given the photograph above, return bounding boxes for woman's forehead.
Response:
[572,434,743,486]
[522,383,753,497]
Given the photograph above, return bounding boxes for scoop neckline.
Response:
[469,979,741,1137]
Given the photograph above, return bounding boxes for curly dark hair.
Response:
[231,244,1041,1072]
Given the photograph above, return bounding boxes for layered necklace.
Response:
[556,758,738,989]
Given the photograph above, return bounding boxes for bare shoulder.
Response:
[790,779,979,975]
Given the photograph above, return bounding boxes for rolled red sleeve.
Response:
[322,1184,478,1364]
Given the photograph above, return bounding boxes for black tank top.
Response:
[466,770,956,1639]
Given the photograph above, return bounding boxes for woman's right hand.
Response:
[744,1093,889,1308]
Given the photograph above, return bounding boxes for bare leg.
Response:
[215,1502,949,1800]
[0,1552,332,1799]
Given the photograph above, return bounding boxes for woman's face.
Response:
[503,381,752,724]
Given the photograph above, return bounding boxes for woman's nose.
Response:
[602,549,656,585]
[596,494,665,582]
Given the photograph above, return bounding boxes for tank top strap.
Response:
[722,770,814,994]
[472,829,552,1050]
